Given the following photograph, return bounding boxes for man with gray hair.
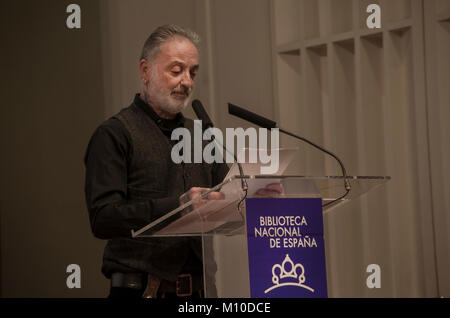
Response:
[84,24,228,298]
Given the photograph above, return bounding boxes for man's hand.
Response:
[180,187,225,212]
[254,183,285,198]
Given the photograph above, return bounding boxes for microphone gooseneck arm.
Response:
[278,128,351,207]
[228,103,351,207]
[192,100,248,194]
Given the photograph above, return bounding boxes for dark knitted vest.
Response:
[101,102,214,282]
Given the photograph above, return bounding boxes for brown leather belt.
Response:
[111,273,203,298]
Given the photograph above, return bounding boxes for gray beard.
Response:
[144,77,193,115]
[163,92,193,114]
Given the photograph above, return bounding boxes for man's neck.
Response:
[139,91,176,120]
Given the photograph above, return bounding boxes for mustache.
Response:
[171,86,191,95]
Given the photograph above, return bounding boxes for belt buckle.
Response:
[142,274,161,298]
[176,274,193,297]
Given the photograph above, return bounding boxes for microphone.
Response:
[191,100,248,194]
[228,102,351,207]
[228,103,276,129]
[192,99,213,130]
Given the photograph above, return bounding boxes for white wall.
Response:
[98,0,450,297]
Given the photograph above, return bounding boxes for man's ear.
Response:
[139,59,150,83]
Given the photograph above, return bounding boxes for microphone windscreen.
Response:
[228,103,277,129]
[192,99,214,129]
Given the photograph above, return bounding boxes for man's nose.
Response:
[180,72,194,88]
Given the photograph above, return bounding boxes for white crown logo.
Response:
[264,254,314,294]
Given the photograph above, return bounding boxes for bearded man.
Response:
[84,24,228,298]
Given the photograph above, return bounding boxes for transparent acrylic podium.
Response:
[132,174,390,298]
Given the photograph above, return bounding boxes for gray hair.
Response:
[140,24,200,61]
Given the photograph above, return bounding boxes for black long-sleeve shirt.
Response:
[84,95,228,239]
[83,94,229,279]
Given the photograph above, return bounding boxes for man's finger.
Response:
[207,191,225,200]
[255,188,282,197]
[192,198,208,209]
[265,183,284,193]
[189,187,211,199]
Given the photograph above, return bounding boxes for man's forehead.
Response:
[157,37,199,65]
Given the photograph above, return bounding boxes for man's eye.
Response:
[171,67,182,74]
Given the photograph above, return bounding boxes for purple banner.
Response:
[245,198,328,298]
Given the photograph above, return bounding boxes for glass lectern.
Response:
[132,174,390,297]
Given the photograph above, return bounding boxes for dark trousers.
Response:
[108,287,145,299]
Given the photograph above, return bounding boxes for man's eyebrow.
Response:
[169,61,184,67]
[169,61,199,71]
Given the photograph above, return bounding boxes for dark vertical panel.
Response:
[0,0,106,296]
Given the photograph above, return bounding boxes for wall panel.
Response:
[270,0,439,297]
